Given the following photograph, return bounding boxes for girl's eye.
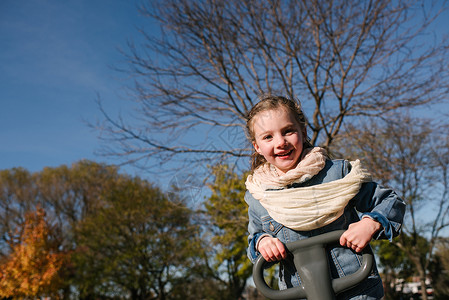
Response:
[263,135,272,140]
[284,129,296,135]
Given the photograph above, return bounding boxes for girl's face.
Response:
[252,107,306,175]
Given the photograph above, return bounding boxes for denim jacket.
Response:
[246,159,406,299]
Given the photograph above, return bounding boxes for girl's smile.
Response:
[252,108,305,175]
[275,150,292,158]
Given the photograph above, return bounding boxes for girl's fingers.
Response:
[340,230,368,253]
[339,233,348,247]
[259,237,287,261]
[273,239,287,260]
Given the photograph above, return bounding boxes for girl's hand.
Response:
[258,236,287,262]
[340,217,382,253]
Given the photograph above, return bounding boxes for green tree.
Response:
[97,0,449,169]
[35,161,125,297]
[72,175,202,299]
[204,165,252,299]
[1,161,215,299]
[429,238,449,299]
[371,239,410,299]
[37,160,121,228]
[0,162,131,298]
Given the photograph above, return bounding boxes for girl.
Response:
[245,95,405,299]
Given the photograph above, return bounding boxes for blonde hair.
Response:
[246,94,313,171]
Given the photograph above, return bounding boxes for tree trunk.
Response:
[419,274,428,300]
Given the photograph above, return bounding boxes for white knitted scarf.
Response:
[245,148,372,230]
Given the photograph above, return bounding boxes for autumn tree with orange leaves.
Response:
[0,207,66,298]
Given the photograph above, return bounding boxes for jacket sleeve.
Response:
[352,181,406,241]
[245,191,273,264]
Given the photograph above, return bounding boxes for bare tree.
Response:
[333,116,449,300]
[97,0,449,169]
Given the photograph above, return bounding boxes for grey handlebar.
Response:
[253,230,374,300]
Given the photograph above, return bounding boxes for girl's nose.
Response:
[275,135,287,147]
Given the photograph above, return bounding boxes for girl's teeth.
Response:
[277,150,292,157]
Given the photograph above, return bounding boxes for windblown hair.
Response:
[246,94,313,172]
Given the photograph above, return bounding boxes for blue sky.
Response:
[1,1,449,178]
[0,0,148,174]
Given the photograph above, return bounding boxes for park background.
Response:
[1,0,449,299]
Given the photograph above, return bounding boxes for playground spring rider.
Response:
[253,230,374,300]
